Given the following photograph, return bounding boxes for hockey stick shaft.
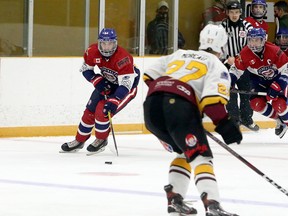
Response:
[230,89,267,96]
[108,111,119,156]
[104,93,119,156]
[205,130,288,197]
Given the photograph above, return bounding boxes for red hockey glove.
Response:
[266,82,281,101]
[91,75,111,95]
[103,98,120,116]
[215,117,242,145]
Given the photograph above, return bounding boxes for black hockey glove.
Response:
[266,81,281,101]
[215,118,242,145]
[91,75,111,95]
[103,98,120,116]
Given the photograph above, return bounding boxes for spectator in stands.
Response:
[274,1,288,36]
[147,1,185,55]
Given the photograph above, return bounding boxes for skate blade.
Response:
[86,147,105,156]
[59,149,81,153]
[278,126,288,138]
[240,124,259,132]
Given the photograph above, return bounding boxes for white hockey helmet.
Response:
[199,24,228,53]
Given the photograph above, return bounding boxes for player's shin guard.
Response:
[95,102,111,139]
[191,156,220,203]
[168,155,191,197]
[75,109,95,142]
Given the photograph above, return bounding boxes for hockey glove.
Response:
[103,98,120,116]
[266,82,281,101]
[91,75,111,95]
[215,118,242,145]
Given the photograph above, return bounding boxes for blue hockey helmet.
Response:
[247,28,266,53]
[275,28,288,51]
[98,28,118,57]
[251,0,267,18]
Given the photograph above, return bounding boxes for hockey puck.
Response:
[105,161,112,165]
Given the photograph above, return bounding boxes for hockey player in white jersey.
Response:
[143,24,242,216]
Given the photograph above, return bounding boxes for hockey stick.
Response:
[104,93,119,156]
[107,111,119,156]
[205,130,288,197]
[230,89,267,96]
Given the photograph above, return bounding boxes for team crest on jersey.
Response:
[239,31,246,38]
[101,67,118,83]
[258,66,277,80]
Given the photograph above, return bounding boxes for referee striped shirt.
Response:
[221,18,253,58]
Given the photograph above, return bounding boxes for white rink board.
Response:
[0,57,272,127]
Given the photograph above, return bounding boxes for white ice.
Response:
[0,129,288,216]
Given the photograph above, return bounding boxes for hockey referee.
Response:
[221,0,259,131]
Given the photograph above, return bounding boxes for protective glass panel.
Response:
[33,0,87,56]
[105,0,140,56]
[145,0,226,55]
[0,0,26,56]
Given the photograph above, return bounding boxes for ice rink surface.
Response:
[0,128,288,216]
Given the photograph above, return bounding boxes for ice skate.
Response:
[205,201,239,216]
[164,184,197,215]
[201,193,238,216]
[275,118,288,138]
[60,140,85,153]
[86,139,108,156]
[241,121,259,132]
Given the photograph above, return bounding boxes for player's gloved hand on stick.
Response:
[215,117,242,145]
[91,75,111,95]
[103,98,120,116]
[266,82,281,101]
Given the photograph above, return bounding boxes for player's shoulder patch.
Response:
[276,49,283,57]
[117,56,131,69]
[220,71,229,80]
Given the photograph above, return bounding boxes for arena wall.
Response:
[0,57,274,137]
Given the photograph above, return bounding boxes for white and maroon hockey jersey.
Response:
[143,49,231,111]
